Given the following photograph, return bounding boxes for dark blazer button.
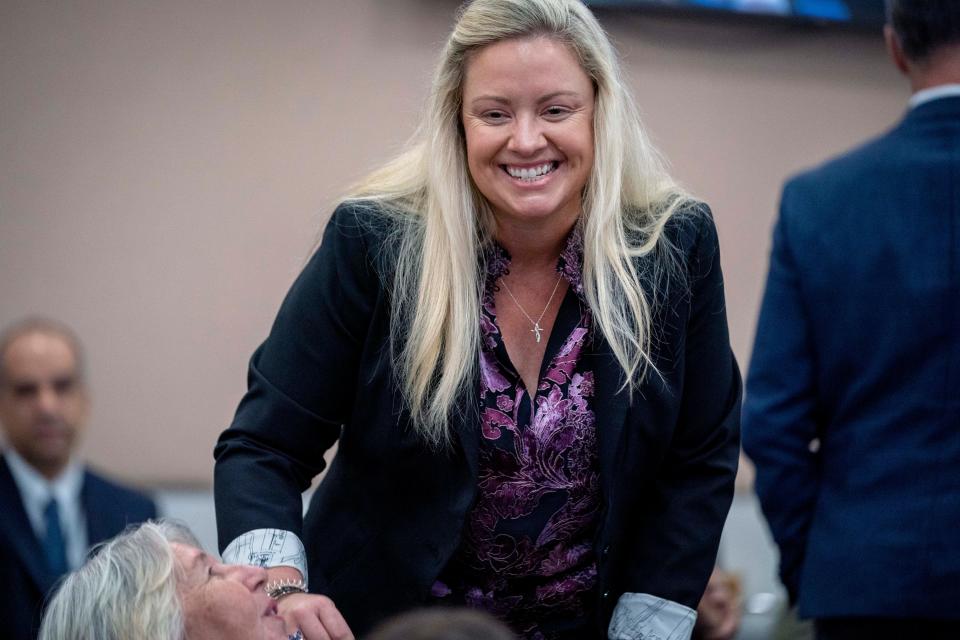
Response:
[602,591,610,600]
[602,545,610,557]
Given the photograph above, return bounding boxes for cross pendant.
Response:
[531,322,543,343]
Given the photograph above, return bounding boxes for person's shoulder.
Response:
[0,455,17,504]
[321,199,408,274]
[661,199,719,268]
[777,130,897,236]
[0,451,13,481]
[82,467,157,515]
[783,125,900,204]
[628,199,718,296]
[326,199,403,245]
[0,453,26,501]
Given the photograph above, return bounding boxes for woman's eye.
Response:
[544,106,569,118]
[482,111,508,122]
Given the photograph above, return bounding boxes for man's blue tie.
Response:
[42,497,69,576]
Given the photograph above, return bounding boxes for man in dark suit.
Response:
[742,2,960,638]
[0,318,157,640]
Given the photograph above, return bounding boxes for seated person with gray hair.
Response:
[39,520,328,640]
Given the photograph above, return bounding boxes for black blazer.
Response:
[0,455,158,640]
[215,202,741,636]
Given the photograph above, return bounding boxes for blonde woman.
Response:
[214,1,740,638]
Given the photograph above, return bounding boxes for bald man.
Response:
[0,318,157,640]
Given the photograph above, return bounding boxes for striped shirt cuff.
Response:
[222,528,309,587]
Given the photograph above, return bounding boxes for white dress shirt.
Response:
[908,83,960,109]
[5,449,88,570]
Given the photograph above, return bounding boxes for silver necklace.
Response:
[499,273,564,343]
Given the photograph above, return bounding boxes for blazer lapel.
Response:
[0,456,58,594]
[590,337,631,503]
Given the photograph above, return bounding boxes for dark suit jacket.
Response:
[743,96,960,619]
[215,201,741,636]
[0,455,158,640]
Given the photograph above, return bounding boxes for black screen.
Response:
[586,1,887,28]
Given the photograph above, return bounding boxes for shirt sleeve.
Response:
[608,593,696,640]
[221,528,309,586]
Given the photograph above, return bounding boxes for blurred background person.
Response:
[214,0,741,638]
[366,608,517,640]
[0,317,157,640]
[742,1,960,638]
[39,519,303,640]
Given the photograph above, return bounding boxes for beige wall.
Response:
[0,1,907,487]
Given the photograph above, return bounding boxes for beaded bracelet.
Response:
[265,578,308,600]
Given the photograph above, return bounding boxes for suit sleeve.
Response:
[213,203,380,555]
[142,494,159,521]
[621,207,743,612]
[741,183,820,603]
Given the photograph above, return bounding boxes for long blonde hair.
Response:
[345,0,690,447]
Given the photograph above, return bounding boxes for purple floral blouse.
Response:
[432,229,602,639]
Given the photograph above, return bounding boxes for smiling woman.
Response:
[461,36,595,234]
[214,1,741,638]
[38,520,300,640]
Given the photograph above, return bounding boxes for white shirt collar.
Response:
[908,83,960,109]
[4,449,87,568]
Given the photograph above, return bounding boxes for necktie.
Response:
[42,497,69,576]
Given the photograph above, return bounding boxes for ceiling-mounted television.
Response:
[586,1,887,30]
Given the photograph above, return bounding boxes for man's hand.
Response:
[694,568,741,640]
[278,592,354,640]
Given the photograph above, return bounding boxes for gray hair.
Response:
[39,520,199,640]
[0,316,86,386]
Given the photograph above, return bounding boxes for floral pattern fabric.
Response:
[433,229,602,639]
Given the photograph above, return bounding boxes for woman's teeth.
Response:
[505,162,557,181]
